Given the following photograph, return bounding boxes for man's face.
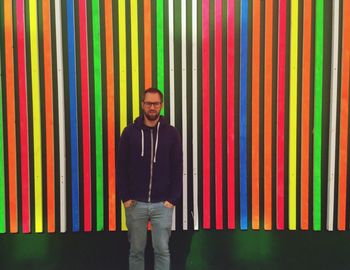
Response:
[142,92,163,121]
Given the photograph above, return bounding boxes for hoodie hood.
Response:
[134,115,169,129]
[134,115,168,163]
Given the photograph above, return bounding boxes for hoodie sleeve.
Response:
[117,127,131,202]
[168,129,183,205]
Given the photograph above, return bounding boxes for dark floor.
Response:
[0,229,350,270]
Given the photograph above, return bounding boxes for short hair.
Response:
[143,88,163,102]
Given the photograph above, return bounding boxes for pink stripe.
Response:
[215,0,223,230]
[78,0,92,231]
[202,0,211,229]
[17,0,30,233]
[276,0,286,230]
[227,0,235,229]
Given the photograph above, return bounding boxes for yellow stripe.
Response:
[118,0,128,231]
[131,0,140,120]
[29,0,43,233]
[289,0,298,230]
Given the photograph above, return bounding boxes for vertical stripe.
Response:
[181,0,188,230]
[156,0,165,109]
[66,0,80,232]
[79,0,92,232]
[313,0,324,231]
[240,0,248,230]
[105,0,116,231]
[338,1,350,231]
[119,0,128,231]
[169,0,175,125]
[55,0,67,233]
[289,0,298,231]
[144,0,152,88]
[227,0,235,230]
[0,33,5,233]
[301,0,311,231]
[131,0,140,120]
[338,53,350,230]
[214,0,223,230]
[4,0,18,234]
[92,0,104,231]
[29,0,43,233]
[17,0,30,233]
[192,0,199,231]
[169,0,176,230]
[202,0,211,229]
[327,0,339,231]
[42,0,55,233]
[264,0,273,231]
[251,0,260,230]
[276,0,286,230]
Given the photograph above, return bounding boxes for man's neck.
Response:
[143,115,159,127]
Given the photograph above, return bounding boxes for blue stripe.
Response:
[66,0,80,232]
[239,0,248,230]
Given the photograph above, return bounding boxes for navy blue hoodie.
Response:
[117,115,183,205]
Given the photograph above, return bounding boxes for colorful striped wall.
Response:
[0,0,349,233]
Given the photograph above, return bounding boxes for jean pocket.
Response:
[125,200,137,210]
[162,202,174,209]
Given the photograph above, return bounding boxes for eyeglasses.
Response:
[143,101,162,108]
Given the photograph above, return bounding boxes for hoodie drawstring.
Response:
[141,122,160,162]
[153,122,160,163]
[141,129,144,157]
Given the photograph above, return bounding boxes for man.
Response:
[117,88,183,270]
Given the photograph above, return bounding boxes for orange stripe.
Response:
[338,1,350,230]
[4,0,18,233]
[338,54,349,230]
[264,0,273,230]
[42,0,55,233]
[300,0,311,230]
[252,0,260,230]
[105,0,116,231]
[144,0,152,88]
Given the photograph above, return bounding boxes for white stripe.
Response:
[169,0,175,126]
[168,0,176,231]
[327,0,339,231]
[55,0,67,233]
[181,0,188,230]
[192,0,199,230]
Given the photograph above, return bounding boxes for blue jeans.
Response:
[125,201,174,270]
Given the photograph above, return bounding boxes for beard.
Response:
[144,110,160,121]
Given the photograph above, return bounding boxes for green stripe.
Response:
[156,0,165,115]
[92,0,104,231]
[0,45,5,233]
[313,0,323,231]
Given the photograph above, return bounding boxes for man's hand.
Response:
[163,201,174,208]
[124,200,135,208]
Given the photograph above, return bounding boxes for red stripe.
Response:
[251,0,261,230]
[144,0,152,88]
[78,0,92,232]
[276,0,286,230]
[264,0,273,230]
[202,0,211,229]
[214,0,223,230]
[227,0,235,229]
[17,0,30,233]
